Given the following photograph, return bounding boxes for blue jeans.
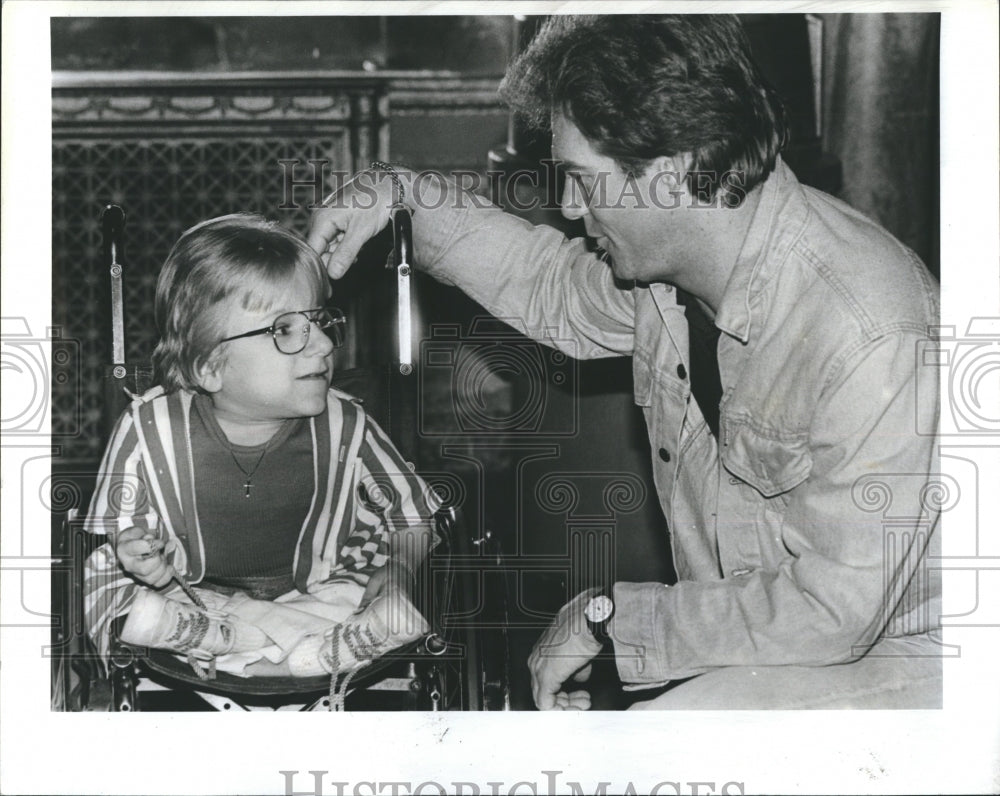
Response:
[628,633,943,709]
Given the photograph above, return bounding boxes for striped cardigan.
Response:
[83,386,439,659]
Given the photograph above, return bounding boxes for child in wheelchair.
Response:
[83,212,439,681]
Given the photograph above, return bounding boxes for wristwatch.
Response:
[584,589,615,646]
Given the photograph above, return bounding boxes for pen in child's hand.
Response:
[140,533,207,611]
[169,568,208,611]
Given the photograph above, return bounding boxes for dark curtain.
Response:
[822,13,940,278]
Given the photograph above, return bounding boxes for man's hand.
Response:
[307,170,397,279]
[114,526,175,588]
[528,589,605,710]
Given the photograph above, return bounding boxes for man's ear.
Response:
[194,354,224,394]
[648,152,694,189]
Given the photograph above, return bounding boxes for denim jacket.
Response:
[412,160,940,685]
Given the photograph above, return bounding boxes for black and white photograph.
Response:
[1,2,998,794]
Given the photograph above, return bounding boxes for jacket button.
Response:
[676,363,687,380]
[658,448,671,463]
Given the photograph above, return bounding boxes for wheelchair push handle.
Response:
[388,205,414,375]
[102,204,128,369]
[102,204,126,277]
[390,204,412,272]
[102,203,126,238]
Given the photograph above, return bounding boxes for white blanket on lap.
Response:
[208,580,367,676]
[121,579,426,678]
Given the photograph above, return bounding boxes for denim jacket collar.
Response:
[714,158,808,344]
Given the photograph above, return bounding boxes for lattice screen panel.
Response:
[52,77,387,464]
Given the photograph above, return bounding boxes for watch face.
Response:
[585,594,614,624]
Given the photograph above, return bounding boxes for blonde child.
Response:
[84,213,438,678]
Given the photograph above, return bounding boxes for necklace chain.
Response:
[229,447,269,498]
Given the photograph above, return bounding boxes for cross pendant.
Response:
[244,480,252,498]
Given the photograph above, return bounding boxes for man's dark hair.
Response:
[500,15,787,203]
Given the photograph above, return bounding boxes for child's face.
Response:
[204,269,335,427]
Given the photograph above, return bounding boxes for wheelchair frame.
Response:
[51,204,507,712]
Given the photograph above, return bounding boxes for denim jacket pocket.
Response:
[633,352,654,407]
[720,417,812,498]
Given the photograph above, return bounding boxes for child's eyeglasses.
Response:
[219,307,346,355]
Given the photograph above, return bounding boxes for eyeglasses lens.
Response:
[271,309,346,353]
[272,312,311,354]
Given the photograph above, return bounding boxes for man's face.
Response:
[551,113,681,283]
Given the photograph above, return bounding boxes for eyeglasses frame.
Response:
[218,307,347,355]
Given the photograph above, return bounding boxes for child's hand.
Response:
[359,560,415,608]
[115,527,176,588]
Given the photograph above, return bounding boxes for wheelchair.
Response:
[51,204,510,712]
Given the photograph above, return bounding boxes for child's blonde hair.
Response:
[153,213,330,393]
